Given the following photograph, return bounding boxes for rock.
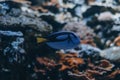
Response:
[100,47,120,61]
[0,1,53,80]
[0,1,52,34]
[98,11,113,21]
[63,22,95,40]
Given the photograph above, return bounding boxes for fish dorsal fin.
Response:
[37,37,47,43]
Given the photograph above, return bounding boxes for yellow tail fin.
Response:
[37,37,47,43]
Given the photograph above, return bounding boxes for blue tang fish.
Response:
[37,31,80,49]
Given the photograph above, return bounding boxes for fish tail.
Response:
[36,37,47,43]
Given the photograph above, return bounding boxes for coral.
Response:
[63,22,95,39]
[114,36,120,46]
[57,52,84,71]
[1,0,120,80]
[0,1,52,34]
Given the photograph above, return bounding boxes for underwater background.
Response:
[0,0,120,80]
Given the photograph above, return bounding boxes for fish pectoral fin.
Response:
[36,37,47,43]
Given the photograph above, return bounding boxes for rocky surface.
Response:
[0,1,52,35]
[1,0,120,80]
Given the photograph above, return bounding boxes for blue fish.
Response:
[37,31,80,49]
